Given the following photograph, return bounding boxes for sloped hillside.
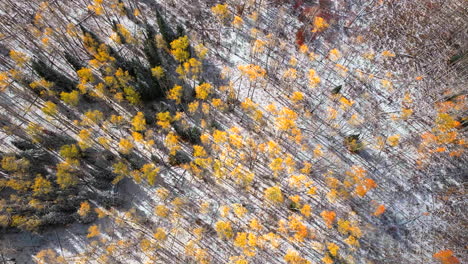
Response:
[0,0,466,263]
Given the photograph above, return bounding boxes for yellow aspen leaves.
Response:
[238,64,266,81]
[156,111,172,129]
[363,50,375,60]
[290,91,305,103]
[151,66,165,79]
[232,16,244,28]
[312,16,329,33]
[249,218,262,231]
[32,176,53,196]
[283,68,298,80]
[118,138,134,154]
[433,249,460,264]
[329,49,341,61]
[154,227,167,241]
[373,204,386,216]
[289,56,298,66]
[10,50,29,67]
[401,108,413,119]
[131,112,146,131]
[234,232,248,248]
[170,36,190,62]
[77,201,91,217]
[193,145,208,157]
[381,50,396,57]
[381,79,393,90]
[195,83,212,100]
[194,43,208,60]
[156,187,169,200]
[322,255,334,264]
[387,134,400,147]
[34,249,65,264]
[155,205,169,218]
[269,158,284,175]
[211,4,229,21]
[340,97,354,109]
[42,101,57,116]
[275,107,298,131]
[344,235,360,248]
[327,189,338,203]
[327,242,339,256]
[264,186,284,204]
[188,101,199,114]
[140,163,160,185]
[211,98,226,110]
[82,109,104,126]
[213,130,228,144]
[252,39,267,53]
[78,129,92,149]
[289,174,307,189]
[177,58,202,79]
[87,0,104,15]
[87,225,100,238]
[215,220,233,239]
[0,72,9,91]
[313,144,324,158]
[321,210,336,228]
[232,203,248,218]
[308,69,320,87]
[60,90,80,106]
[284,249,311,264]
[300,204,312,217]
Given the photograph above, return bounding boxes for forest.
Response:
[0,0,466,263]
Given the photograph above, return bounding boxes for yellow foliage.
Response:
[327,242,339,256]
[151,66,165,79]
[387,134,400,147]
[238,64,266,81]
[232,16,244,28]
[321,210,336,228]
[329,49,341,61]
[308,69,320,87]
[10,50,29,67]
[301,204,312,217]
[381,50,395,57]
[167,85,183,104]
[156,111,172,129]
[264,186,284,204]
[32,176,53,195]
[284,249,311,264]
[60,90,80,106]
[78,201,91,217]
[170,36,190,62]
[220,205,230,218]
[232,203,248,218]
[42,101,57,116]
[290,91,305,103]
[82,109,104,126]
[154,227,167,241]
[215,220,233,239]
[87,225,100,238]
[211,4,229,21]
[118,138,134,154]
[129,113,146,133]
[155,205,169,218]
[195,83,212,100]
[312,16,329,33]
